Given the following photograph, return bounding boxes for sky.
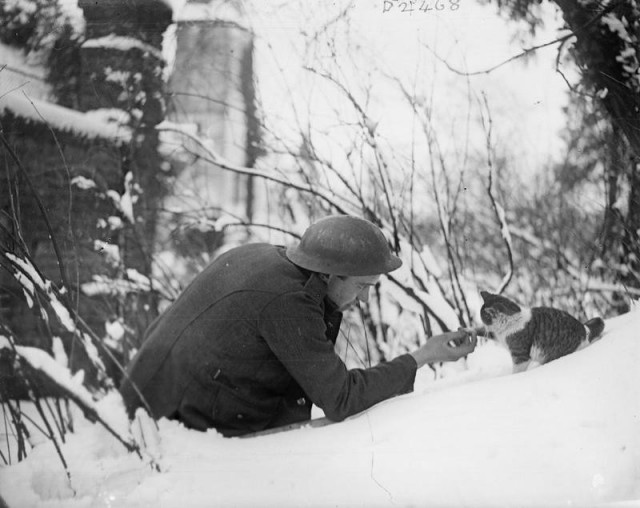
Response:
[241,0,572,180]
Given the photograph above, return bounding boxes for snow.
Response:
[11,344,96,411]
[601,14,633,43]
[94,240,121,267]
[57,0,85,33]
[71,176,97,190]
[174,0,248,28]
[2,305,639,507]
[51,336,68,369]
[105,172,136,224]
[0,93,132,144]
[105,320,125,344]
[6,253,113,381]
[82,35,163,61]
[0,43,51,101]
[120,171,136,223]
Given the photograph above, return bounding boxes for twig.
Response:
[386,274,449,332]
[303,66,402,250]
[357,303,373,368]
[0,132,71,293]
[216,221,302,239]
[389,75,472,323]
[338,326,368,368]
[21,91,82,322]
[10,407,55,443]
[0,63,46,81]
[479,93,513,294]
[156,124,358,214]
[4,400,29,461]
[1,403,12,465]
[423,32,575,77]
[166,90,246,113]
[425,0,621,84]
[31,394,73,488]
[43,397,66,444]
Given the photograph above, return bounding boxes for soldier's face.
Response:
[327,274,380,311]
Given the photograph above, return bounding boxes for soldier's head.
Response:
[286,215,402,310]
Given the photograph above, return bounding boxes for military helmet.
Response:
[286,215,403,276]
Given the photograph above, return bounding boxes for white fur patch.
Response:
[488,308,532,349]
[526,360,542,371]
[513,361,530,373]
[575,326,591,351]
[529,344,546,364]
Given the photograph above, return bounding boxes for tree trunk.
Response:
[554,0,640,287]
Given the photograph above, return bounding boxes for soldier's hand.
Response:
[410,328,477,368]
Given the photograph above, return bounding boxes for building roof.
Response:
[1,92,132,145]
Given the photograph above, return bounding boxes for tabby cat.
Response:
[479,291,605,373]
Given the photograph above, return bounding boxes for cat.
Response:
[478,291,605,373]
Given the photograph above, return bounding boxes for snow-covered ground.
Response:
[2,304,639,508]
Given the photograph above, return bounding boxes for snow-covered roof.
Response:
[0,93,132,145]
[82,35,164,61]
[0,43,52,102]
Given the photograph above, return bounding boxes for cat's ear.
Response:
[480,291,493,301]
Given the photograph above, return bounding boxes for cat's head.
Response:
[479,291,522,326]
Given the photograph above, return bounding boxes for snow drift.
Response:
[1,306,639,508]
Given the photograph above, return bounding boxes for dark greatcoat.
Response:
[119,243,417,436]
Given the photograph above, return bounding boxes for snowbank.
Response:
[1,307,639,508]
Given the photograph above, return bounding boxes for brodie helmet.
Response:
[286,215,403,276]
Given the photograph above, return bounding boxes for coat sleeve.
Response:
[258,290,417,422]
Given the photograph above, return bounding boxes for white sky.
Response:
[241,0,571,180]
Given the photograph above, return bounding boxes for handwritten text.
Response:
[383,0,461,13]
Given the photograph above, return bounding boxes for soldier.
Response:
[120,215,477,436]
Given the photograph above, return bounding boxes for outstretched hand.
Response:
[410,328,478,368]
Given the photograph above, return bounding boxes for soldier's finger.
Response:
[456,332,477,354]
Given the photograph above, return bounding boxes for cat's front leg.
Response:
[512,361,530,373]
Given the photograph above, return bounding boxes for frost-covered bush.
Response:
[1,0,62,53]
[0,0,84,106]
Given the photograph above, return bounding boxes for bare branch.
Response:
[0,63,47,81]
[156,123,359,214]
[302,66,402,249]
[0,131,72,294]
[479,93,514,294]
[422,32,575,77]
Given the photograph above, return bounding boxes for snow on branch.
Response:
[81,269,173,301]
[0,330,159,470]
[2,253,110,384]
[0,337,94,411]
[105,171,136,223]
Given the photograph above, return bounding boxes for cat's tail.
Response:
[585,317,605,342]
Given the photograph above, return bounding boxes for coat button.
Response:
[296,397,306,406]
[236,414,244,419]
